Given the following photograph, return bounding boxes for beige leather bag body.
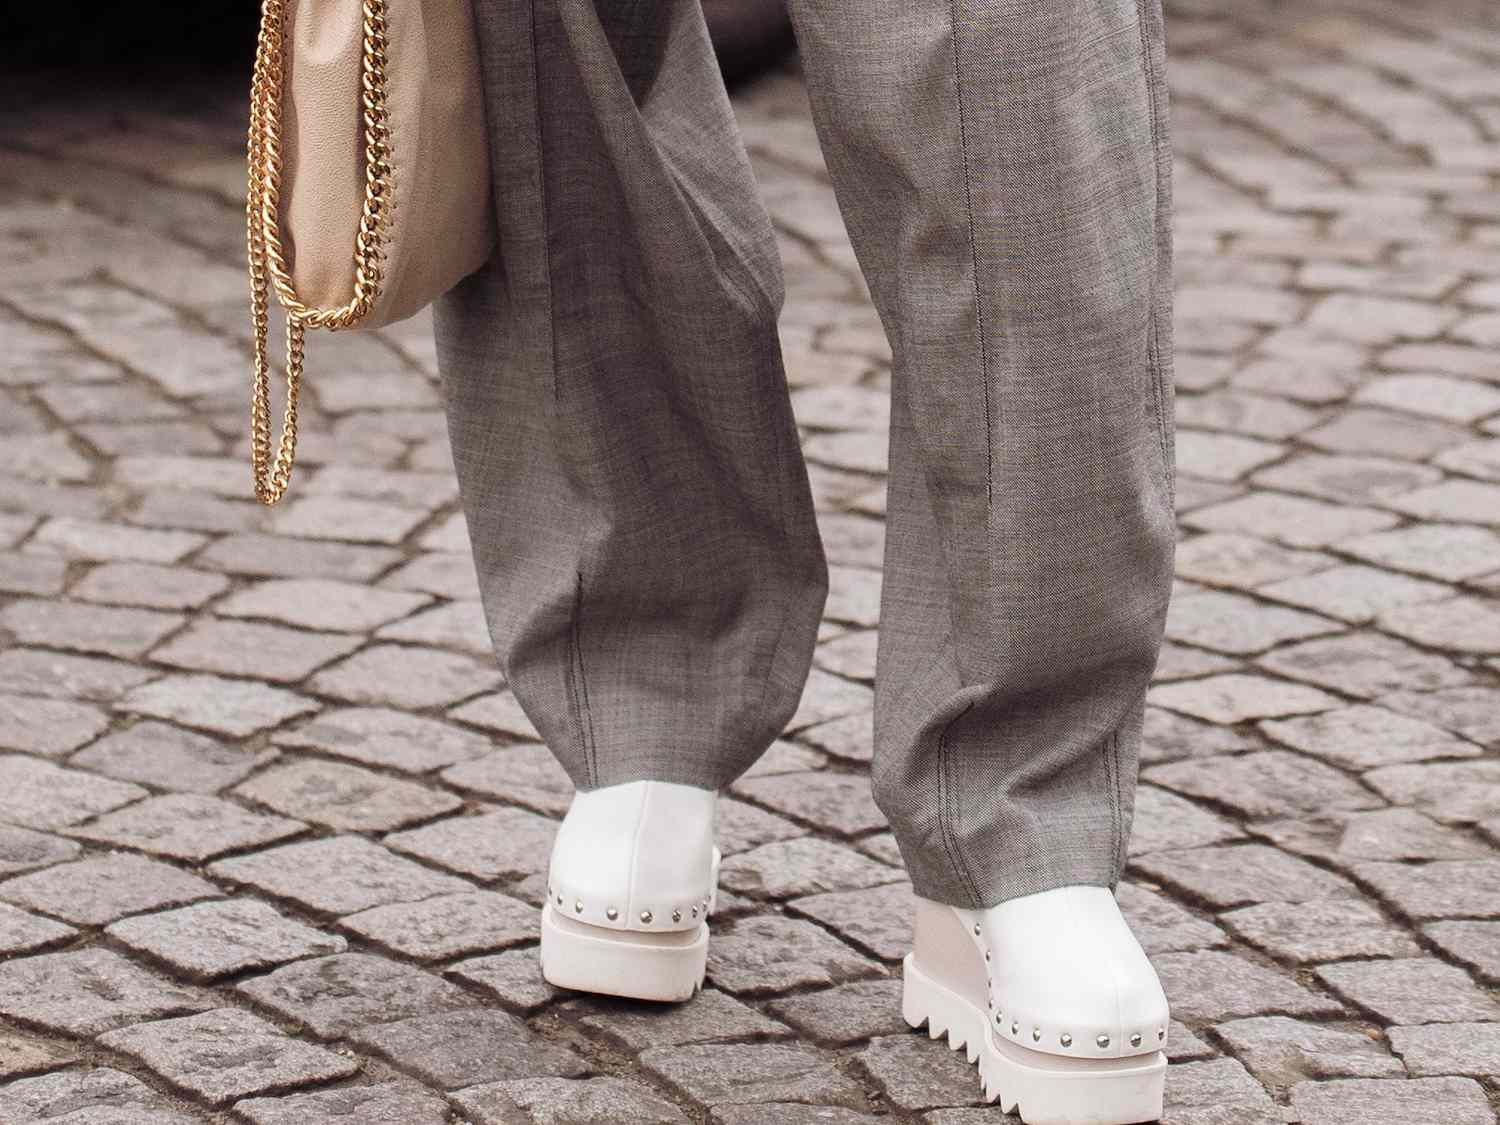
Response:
[246,0,494,504]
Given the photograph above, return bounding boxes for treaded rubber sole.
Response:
[903,953,1166,1125]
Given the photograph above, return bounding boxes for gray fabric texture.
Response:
[432,0,1175,909]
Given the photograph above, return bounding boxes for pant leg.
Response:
[432,0,827,792]
[785,0,1176,907]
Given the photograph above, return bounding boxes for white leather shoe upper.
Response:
[951,885,1169,1060]
[546,779,718,934]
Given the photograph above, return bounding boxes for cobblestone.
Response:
[4,5,1500,1117]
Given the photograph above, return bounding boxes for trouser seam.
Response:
[946,0,994,506]
[936,700,984,906]
[568,570,599,788]
[1134,0,1173,505]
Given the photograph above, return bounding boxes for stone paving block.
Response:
[73,719,278,792]
[566,987,789,1049]
[0,946,210,1035]
[309,642,501,709]
[731,771,886,836]
[1259,631,1472,699]
[1362,760,1500,825]
[350,1006,586,1089]
[1122,864,1233,952]
[0,647,156,702]
[1383,686,1500,749]
[66,792,304,861]
[1150,640,1241,682]
[275,705,492,774]
[796,711,874,764]
[196,532,402,580]
[1182,491,1398,549]
[96,1007,358,1105]
[713,1107,886,1125]
[233,758,461,832]
[708,915,883,996]
[237,951,480,1038]
[1259,703,1480,770]
[856,1034,985,1111]
[1134,843,1356,909]
[1159,1057,1283,1125]
[811,630,879,684]
[721,837,903,900]
[0,850,220,926]
[741,740,830,780]
[1223,898,1420,963]
[150,618,363,683]
[380,550,482,600]
[1379,595,1500,656]
[113,672,317,737]
[106,897,345,981]
[1290,1076,1492,1125]
[209,835,470,916]
[1144,751,1381,819]
[1140,707,1253,763]
[1385,480,1500,527]
[0,825,81,877]
[1127,785,1245,855]
[1339,523,1500,582]
[447,689,542,741]
[376,599,493,656]
[1172,532,1332,589]
[1216,1016,1403,1085]
[235,1081,452,1125]
[1358,372,1500,422]
[385,806,556,881]
[441,745,575,816]
[1301,408,1470,461]
[0,692,109,756]
[0,433,92,483]
[446,946,560,1014]
[788,668,876,730]
[1262,563,1452,626]
[0,754,147,829]
[28,516,204,563]
[1176,431,1286,481]
[215,577,430,632]
[0,597,184,658]
[1422,920,1500,983]
[0,901,76,955]
[266,494,429,545]
[1155,950,1340,1022]
[1253,808,1488,863]
[0,551,67,596]
[0,1066,204,1123]
[642,1040,866,1109]
[1316,958,1500,1025]
[72,561,229,610]
[1146,673,1339,725]
[454,1076,691,1125]
[1387,1021,1500,1078]
[764,979,907,1045]
[341,889,538,960]
[788,881,913,961]
[0,1026,80,1080]
[1168,587,1342,656]
[1353,859,1500,920]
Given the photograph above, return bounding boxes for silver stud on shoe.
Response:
[555,894,563,906]
[1032,1028,1041,1042]
[640,910,653,924]
[1130,1033,1142,1048]
[994,1012,1002,1025]
[672,909,682,923]
[1158,1028,1166,1041]
[606,907,619,921]
[1011,1021,1019,1036]
[1060,1033,1073,1048]
[691,906,698,919]
[574,900,583,914]
[973,922,981,937]
[984,950,991,962]
[1097,1034,1111,1049]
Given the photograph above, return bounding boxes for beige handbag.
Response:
[246,0,494,503]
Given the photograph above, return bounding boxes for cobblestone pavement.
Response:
[2,0,1500,1121]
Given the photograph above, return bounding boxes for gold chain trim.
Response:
[246,0,394,504]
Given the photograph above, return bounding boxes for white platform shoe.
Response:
[903,885,1169,1125]
[540,779,720,1002]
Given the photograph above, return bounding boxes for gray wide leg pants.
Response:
[432,0,1176,909]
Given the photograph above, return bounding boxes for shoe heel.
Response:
[541,902,708,1002]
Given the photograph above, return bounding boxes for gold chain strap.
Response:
[246,0,395,504]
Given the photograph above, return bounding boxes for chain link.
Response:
[246,0,394,504]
